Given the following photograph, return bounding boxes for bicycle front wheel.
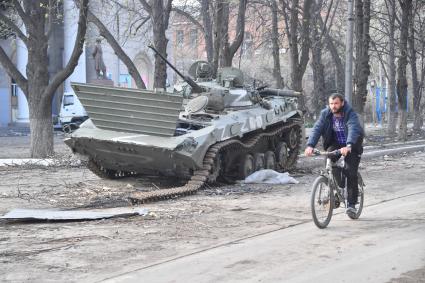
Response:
[311,176,334,229]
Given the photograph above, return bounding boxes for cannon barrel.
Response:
[148,45,203,93]
[259,88,301,98]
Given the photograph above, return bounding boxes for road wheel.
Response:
[275,142,288,170]
[254,153,265,171]
[264,151,276,170]
[239,154,255,179]
[286,127,299,149]
[207,152,222,183]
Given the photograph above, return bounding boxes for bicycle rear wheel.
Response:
[347,172,365,220]
[311,176,334,229]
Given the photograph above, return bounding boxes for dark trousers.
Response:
[326,137,363,205]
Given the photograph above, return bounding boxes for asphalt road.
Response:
[102,186,425,283]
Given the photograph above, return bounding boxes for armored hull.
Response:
[65,67,303,202]
[65,88,299,178]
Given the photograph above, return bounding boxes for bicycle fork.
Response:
[326,158,347,208]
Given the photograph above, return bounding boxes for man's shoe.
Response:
[346,204,357,218]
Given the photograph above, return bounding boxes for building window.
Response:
[10,79,17,97]
[63,94,75,106]
[176,30,184,48]
[11,83,17,97]
[189,29,198,49]
[242,32,253,55]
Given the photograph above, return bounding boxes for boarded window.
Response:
[190,29,198,48]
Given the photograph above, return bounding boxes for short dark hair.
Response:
[328,93,345,102]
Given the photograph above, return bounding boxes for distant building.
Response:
[168,4,297,87]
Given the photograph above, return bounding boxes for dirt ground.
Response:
[1,132,425,282]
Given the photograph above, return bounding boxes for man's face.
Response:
[329,97,344,114]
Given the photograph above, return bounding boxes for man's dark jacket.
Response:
[307,101,364,149]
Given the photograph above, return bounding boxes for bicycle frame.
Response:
[320,156,348,209]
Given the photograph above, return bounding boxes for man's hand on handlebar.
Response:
[340,146,351,156]
[304,146,314,157]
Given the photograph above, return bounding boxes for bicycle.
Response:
[310,149,365,229]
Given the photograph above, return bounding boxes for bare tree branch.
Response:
[279,0,291,43]
[0,13,28,43]
[164,0,173,28]
[0,45,28,94]
[229,0,248,56]
[43,0,89,99]
[138,0,152,14]
[131,16,151,35]
[12,0,32,28]
[172,7,204,33]
[370,39,389,78]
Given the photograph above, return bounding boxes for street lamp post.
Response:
[345,0,355,105]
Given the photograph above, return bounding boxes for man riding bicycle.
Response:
[305,93,364,218]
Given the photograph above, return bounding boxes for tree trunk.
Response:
[212,0,224,76]
[409,13,421,133]
[353,0,371,115]
[386,0,397,136]
[29,97,54,157]
[218,0,247,68]
[311,24,326,116]
[397,0,412,141]
[212,0,247,72]
[324,32,345,95]
[24,1,52,157]
[151,1,169,89]
[271,0,284,88]
[201,0,214,63]
[219,1,231,67]
[26,24,53,157]
[282,0,313,111]
[287,0,299,91]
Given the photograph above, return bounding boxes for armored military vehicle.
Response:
[64,47,303,202]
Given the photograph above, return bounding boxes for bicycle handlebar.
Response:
[313,149,341,157]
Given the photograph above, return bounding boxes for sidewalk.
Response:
[0,125,30,137]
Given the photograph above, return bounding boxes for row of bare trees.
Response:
[0,0,424,157]
[368,0,424,139]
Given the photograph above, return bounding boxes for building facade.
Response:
[0,0,168,126]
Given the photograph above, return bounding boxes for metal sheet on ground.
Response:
[0,207,149,221]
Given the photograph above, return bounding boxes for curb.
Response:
[363,139,425,151]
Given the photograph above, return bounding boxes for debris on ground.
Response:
[0,156,82,167]
[0,159,56,167]
[0,207,149,222]
[243,170,299,185]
